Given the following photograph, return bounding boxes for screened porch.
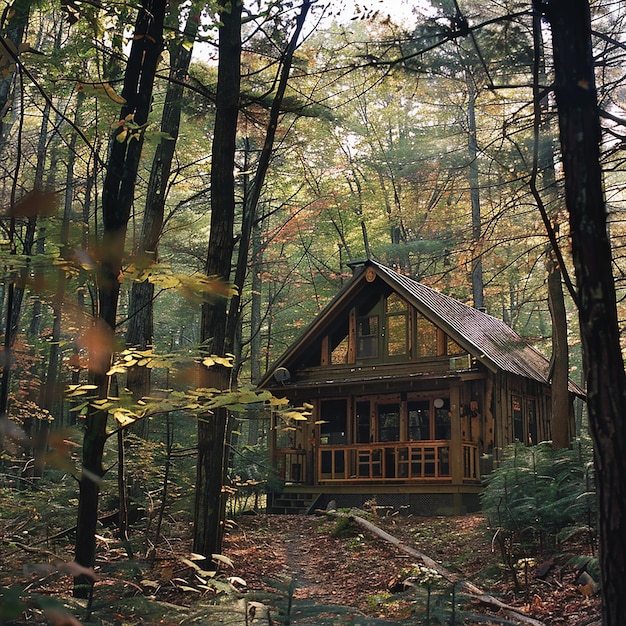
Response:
[274,440,480,485]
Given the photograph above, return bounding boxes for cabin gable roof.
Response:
[371,261,552,384]
[259,260,580,393]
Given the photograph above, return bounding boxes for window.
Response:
[377,403,400,442]
[355,401,371,443]
[320,399,348,444]
[511,396,537,445]
[331,334,349,364]
[446,337,465,356]
[527,399,537,445]
[434,399,451,439]
[408,400,430,440]
[512,395,523,442]
[386,294,409,357]
[357,315,379,358]
[416,314,438,357]
[408,398,450,440]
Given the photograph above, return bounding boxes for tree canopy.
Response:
[1,0,626,622]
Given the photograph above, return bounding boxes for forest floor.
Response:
[221,510,602,625]
[1,509,602,625]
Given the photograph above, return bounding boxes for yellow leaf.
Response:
[212,553,233,567]
[113,410,136,427]
[269,396,289,407]
[77,80,126,104]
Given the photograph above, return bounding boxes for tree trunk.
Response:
[225,0,312,359]
[0,91,49,430]
[546,249,571,449]
[73,0,165,597]
[248,220,263,445]
[531,9,572,450]
[194,0,242,566]
[126,13,199,405]
[193,1,312,562]
[0,0,30,139]
[0,207,39,450]
[466,71,484,310]
[538,1,626,623]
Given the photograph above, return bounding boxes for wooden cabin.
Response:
[258,259,581,515]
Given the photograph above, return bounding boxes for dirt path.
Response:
[227,514,406,606]
[223,512,602,625]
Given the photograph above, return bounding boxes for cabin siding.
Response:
[265,366,560,514]
[260,260,581,515]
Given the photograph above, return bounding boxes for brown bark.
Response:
[0,101,49,448]
[126,13,199,404]
[193,1,312,562]
[194,0,242,565]
[466,72,484,310]
[546,250,571,449]
[538,1,626,623]
[530,7,573,450]
[73,0,165,598]
[226,0,312,357]
[0,0,30,139]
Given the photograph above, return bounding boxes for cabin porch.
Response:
[274,440,480,486]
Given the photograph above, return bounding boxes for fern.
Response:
[481,438,597,554]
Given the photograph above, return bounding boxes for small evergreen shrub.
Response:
[481,439,596,552]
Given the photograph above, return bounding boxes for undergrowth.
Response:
[481,438,597,590]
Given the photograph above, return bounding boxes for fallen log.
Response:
[328,509,547,626]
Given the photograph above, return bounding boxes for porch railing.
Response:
[318,441,480,483]
[274,441,480,484]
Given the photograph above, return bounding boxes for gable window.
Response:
[331,333,349,364]
[386,293,409,357]
[357,315,379,358]
[446,337,465,356]
[416,314,438,357]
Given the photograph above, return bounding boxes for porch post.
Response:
[450,385,463,484]
[269,407,276,468]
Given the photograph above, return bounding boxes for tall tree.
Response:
[530,7,572,449]
[73,0,165,597]
[466,71,484,309]
[126,8,199,405]
[194,0,242,566]
[0,0,32,139]
[226,0,312,367]
[537,0,626,622]
[194,0,313,561]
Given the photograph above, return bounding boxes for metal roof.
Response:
[372,261,554,385]
[259,259,584,395]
